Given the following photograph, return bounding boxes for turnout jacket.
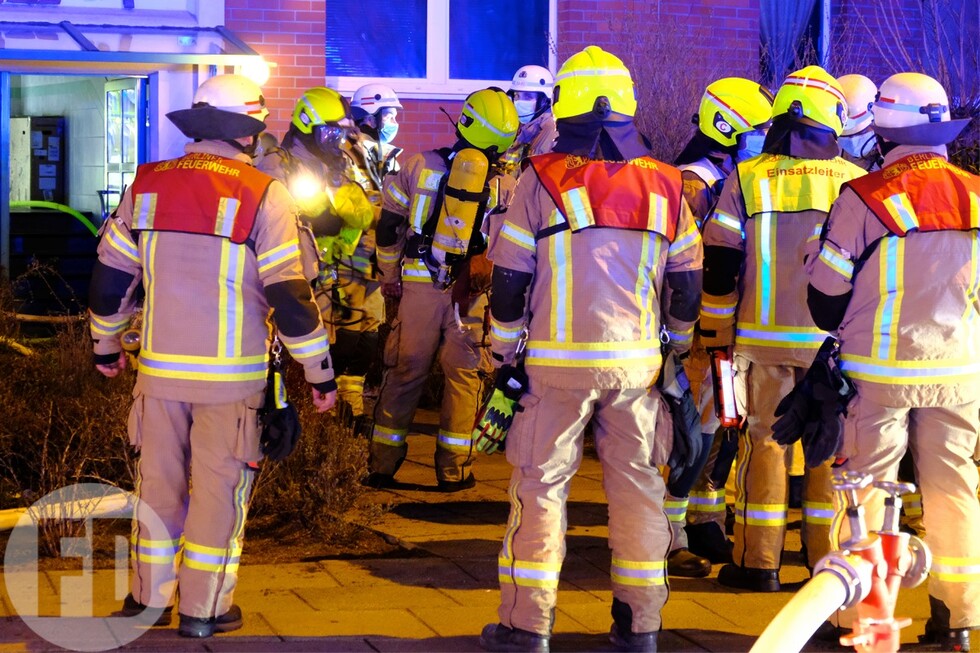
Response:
[679,157,729,227]
[700,152,865,367]
[376,149,515,286]
[89,141,333,403]
[488,152,703,389]
[807,145,980,407]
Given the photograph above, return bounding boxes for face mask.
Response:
[514,99,537,124]
[379,122,399,144]
[737,131,766,162]
[840,132,876,159]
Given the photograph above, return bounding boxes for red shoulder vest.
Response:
[131,152,273,244]
[845,153,979,236]
[530,152,683,241]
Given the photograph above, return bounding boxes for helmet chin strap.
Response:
[224,134,260,158]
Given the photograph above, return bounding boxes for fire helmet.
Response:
[350,83,402,122]
[167,74,268,140]
[552,45,636,120]
[771,66,847,136]
[456,88,519,154]
[873,72,971,146]
[696,77,774,148]
[838,74,877,136]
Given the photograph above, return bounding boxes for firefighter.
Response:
[700,66,866,592]
[350,82,404,190]
[837,74,882,171]
[478,46,702,653]
[345,83,405,417]
[259,87,375,418]
[88,74,336,637]
[667,77,774,576]
[365,88,520,491]
[500,64,557,174]
[807,72,978,651]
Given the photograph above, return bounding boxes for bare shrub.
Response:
[608,4,757,162]
[249,364,375,543]
[0,275,134,556]
[833,0,979,171]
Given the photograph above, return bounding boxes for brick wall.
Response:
[224,0,326,137]
[389,0,763,160]
[229,0,973,162]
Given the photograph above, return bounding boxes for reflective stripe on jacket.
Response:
[490,153,702,389]
[702,153,865,366]
[809,148,980,406]
[91,141,332,403]
[132,153,270,244]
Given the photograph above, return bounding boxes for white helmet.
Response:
[350,83,402,121]
[167,74,268,140]
[873,72,971,145]
[838,74,877,136]
[509,64,554,99]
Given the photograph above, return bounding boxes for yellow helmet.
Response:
[771,66,847,136]
[457,88,519,154]
[697,77,774,148]
[291,87,351,135]
[552,45,636,119]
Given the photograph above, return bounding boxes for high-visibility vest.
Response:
[131,152,272,243]
[530,152,682,239]
[845,152,980,236]
[738,153,864,217]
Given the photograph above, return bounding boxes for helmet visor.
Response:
[313,124,347,151]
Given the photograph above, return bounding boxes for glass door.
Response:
[103,77,147,219]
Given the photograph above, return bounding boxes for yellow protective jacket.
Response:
[808,145,980,406]
[700,152,866,367]
[89,141,333,403]
[488,152,703,389]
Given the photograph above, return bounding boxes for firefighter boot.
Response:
[918,596,972,652]
[666,548,711,577]
[178,605,243,638]
[685,522,733,564]
[609,598,658,652]
[479,623,550,653]
[717,563,781,592]
[117,593,172,627]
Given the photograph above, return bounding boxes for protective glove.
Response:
[658,352,704,494]
[772,336,854,468]
[473,365,528,454]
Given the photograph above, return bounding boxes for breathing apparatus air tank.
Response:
[426,147,489,287]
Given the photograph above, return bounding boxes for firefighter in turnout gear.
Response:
[700,66,866,592]
[88,74,336,638]
[807,72,979,651]
[343,83,405,421]
[500,64,558,175]
[259,87,375,417]
[366,87,520,491]
[667,77,774,576]
[478,46,702,653]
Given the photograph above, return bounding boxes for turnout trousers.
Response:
[833,396,980,629]
[496,384,671,637]
[127,391,262,619]
[370,280,489,483]
[730,359,834,570]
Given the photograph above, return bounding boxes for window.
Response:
[326,0,556,100]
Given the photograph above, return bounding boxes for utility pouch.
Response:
[259,334,302,462]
